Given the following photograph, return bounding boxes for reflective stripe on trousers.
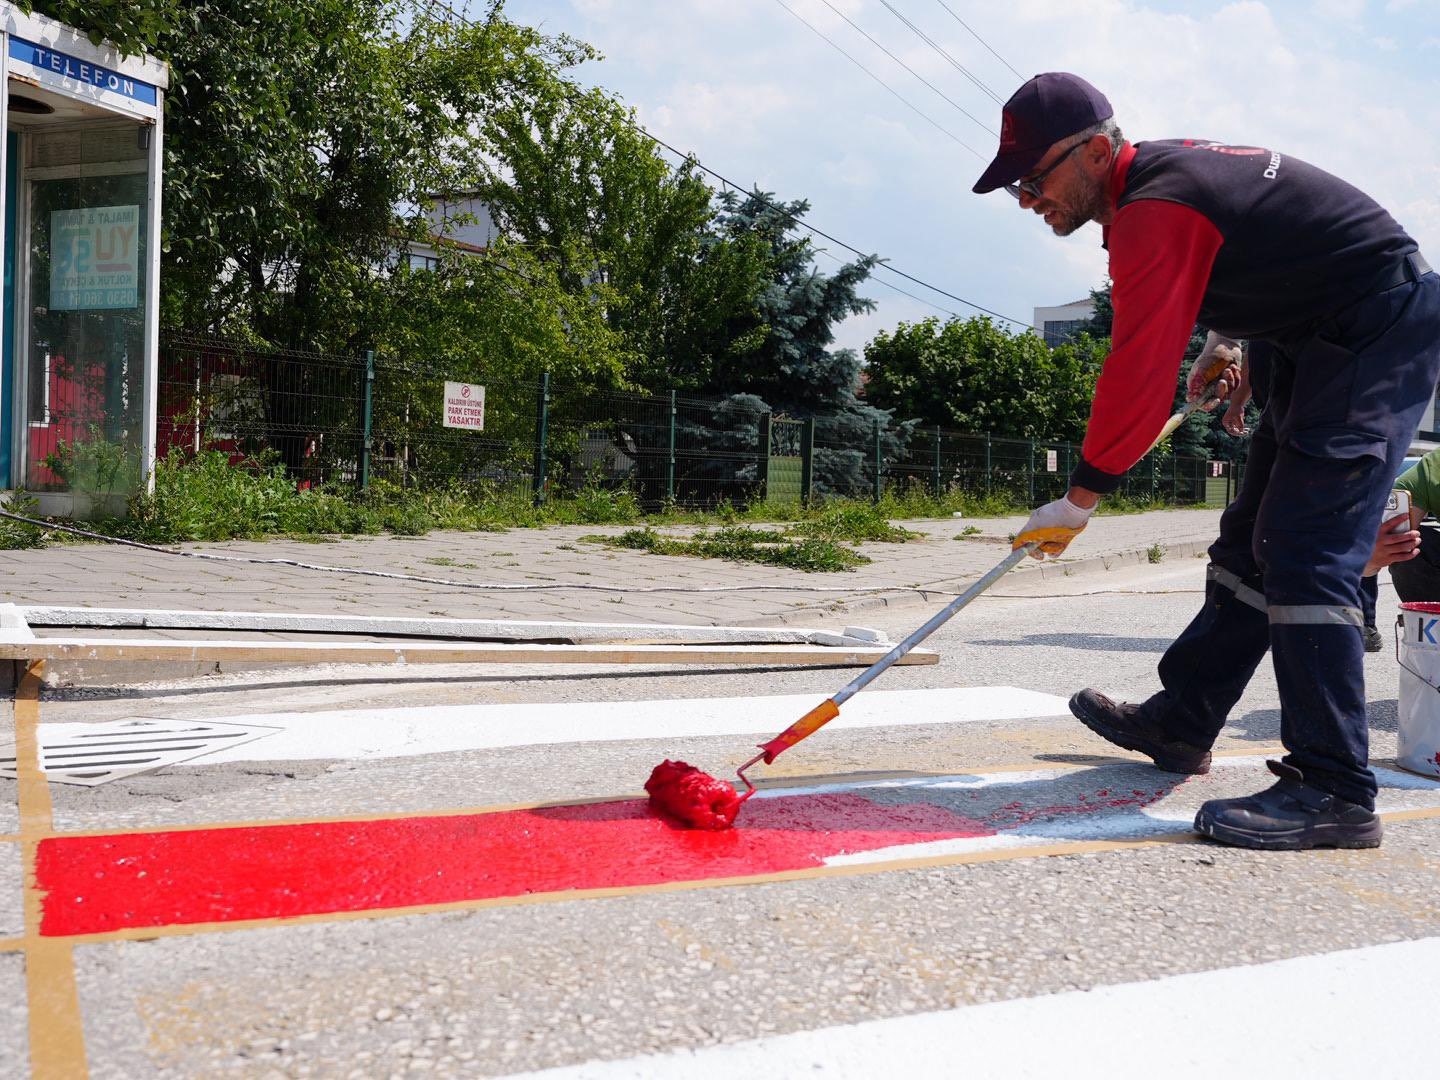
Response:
[1207,564,1266,613]
[1268,605,1364,627]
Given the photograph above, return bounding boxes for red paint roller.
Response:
[646,543,1039,829]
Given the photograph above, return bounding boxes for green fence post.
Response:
[801,417,815,507]
[1171,452,1178,503]
[758,411,772,503]
[1150,453,1158,501]
[532,371,550,507]
[1028,438,1036,505]
[666,389,676,504]
[932,426,942,498]
[984,433,992,495]
[359,350,374,491]
[872,418,883,504]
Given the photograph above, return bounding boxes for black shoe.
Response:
[1363,625,1383,653]
[1068,689,1212,775]
[1193,760,1382,851]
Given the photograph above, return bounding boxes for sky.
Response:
[485,0,1440,356]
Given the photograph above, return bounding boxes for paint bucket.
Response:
[1395,602,1440,780]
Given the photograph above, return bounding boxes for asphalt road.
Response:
[6,555,1439,1078]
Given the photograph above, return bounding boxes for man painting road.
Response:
[973,73,1440,850]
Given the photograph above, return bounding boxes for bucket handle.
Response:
[1394,614,1440,696]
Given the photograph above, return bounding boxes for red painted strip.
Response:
[36,794,992,936]
[36,783,1175,937]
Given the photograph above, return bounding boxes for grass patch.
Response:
[0,447,1207,553]
[0,492,47,549]
[586,525,868,572]
[792,501,916,544]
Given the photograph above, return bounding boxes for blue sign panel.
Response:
[8,37,158,107]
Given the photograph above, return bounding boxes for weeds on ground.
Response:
[0,492,47,549]
[1147,543,1167,564]
[1,446,1200,553]
[587,525,868,573]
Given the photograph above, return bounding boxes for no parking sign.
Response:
[442,381,486,430]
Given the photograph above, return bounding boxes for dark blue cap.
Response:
[972,73,1113,194]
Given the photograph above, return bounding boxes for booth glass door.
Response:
[21,165,147,498]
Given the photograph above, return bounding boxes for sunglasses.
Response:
[1005,140,1084,201]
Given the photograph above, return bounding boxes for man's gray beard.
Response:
[1052,182,1108,236]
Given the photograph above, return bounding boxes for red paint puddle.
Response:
[35,783,1176,937]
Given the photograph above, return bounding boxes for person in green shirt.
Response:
[1372,448,1440,601]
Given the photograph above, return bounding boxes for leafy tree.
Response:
[24,1,178,55]
[863,316,1105,441]
[475,74,781,393]
[32,0,583,352]
[693,192,904,497]
[357,241,630,484]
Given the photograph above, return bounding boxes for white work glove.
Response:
[1187,332,1243,412]
[1014,495,1094,559]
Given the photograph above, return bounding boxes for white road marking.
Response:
[798,759,1440,865]
[80,686,1068,765]
[509,936,1440,1079]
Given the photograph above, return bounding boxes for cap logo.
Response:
[1000,111,1017,150]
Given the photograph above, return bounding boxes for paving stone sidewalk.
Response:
[2,508,1223,629]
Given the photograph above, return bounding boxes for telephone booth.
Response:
[0,6,167,515]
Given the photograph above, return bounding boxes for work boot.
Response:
[1363,624,1383,653]
[1193,760,1382,851]
[1068,688,1212,775]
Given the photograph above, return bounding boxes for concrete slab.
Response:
[0,844,22,937]
[0,954,26,1072]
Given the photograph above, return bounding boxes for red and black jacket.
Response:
[1071,139,1417,495]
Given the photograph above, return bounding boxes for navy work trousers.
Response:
[1138,270,1440,808]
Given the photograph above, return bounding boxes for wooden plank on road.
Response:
[0,637,937,667]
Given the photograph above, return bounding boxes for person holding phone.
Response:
[1366,449,1440,602]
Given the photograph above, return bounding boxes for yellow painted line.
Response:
[0,935,25,953]
[0,833,20,843]
[15,661,89,1079]
[43,802,1440,950]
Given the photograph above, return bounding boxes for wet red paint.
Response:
[35,782,1179,937]
[35,793,991,936]
[644,759,742,829]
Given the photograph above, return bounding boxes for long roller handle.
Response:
[1145,351,1235,454]
[743,542,1036,778]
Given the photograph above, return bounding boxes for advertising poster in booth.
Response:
[50,205,140,310]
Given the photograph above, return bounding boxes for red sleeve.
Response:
[1071,200,1224,494]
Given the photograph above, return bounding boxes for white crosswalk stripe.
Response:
[509,936,1440,1079]
[110,686,1071,764]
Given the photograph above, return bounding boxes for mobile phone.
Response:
[1386,489,1412,533]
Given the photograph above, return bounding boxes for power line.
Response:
[932,0,1025,80]
[878,0,1005,104]
[770,0,985,159]
[816,247,959,319]
[408,0,1033,330]
[811,0,996,136]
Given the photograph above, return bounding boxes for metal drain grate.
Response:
[0,717,281,786]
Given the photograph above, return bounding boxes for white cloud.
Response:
[534,0,1438,341]
[1313,0,1368,21]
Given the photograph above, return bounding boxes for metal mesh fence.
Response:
[157,332,1238,509]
